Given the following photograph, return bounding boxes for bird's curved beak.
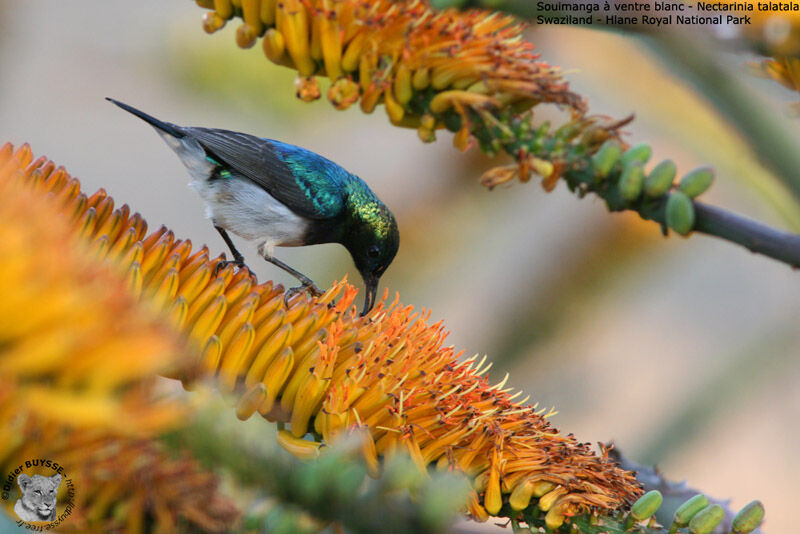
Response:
[361,275,379,317]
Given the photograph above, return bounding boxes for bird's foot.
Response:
[284,280,324,307]
[214,258,254,278]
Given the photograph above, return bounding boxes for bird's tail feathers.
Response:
[106,97,185,139]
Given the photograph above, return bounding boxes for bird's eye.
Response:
[368,245,380,258]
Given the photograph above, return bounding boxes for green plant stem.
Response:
[693,202,800,267]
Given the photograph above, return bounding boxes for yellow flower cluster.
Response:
[0,144,188,436]
[1,143,641,528]
[0,144,237,532]
[195,0,584,143]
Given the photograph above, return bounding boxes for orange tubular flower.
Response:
[0,143,641,528]
[195,0,585,135]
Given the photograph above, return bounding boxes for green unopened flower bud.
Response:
[689,504,725,534]
[619,164,645,202]
[732,500,765,534]
[665,191,695,236]
[631,490,663,520]
[620,142,652,168]
[674,494,710,527]
[591,141,622,179]
[644,159,677,198]
[679,166,715,198]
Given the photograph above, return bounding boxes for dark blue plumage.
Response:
[107,98,399,314]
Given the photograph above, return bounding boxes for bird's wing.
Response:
[187,127,346,220]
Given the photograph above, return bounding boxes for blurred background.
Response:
[1,1,799,531]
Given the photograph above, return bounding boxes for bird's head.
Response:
[344,201,399,316]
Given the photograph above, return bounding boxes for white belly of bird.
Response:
[160,131,310,255]
[190,176,310,253]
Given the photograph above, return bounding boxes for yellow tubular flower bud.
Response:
[245,323,292,388]
[277,0,316,77]
[509,478,535,511]
[178,263,212,304]
[213,0,234,20]
[258,347,294,414]
[384,89,405,124]
[359,430,380,478]
[125,262,143,297]
[150,268,180,309]
[189,295,228,346]
[484,472,502,515]
[201,335,223,374]
[218,294,257,348]
[236,383,268,420]
[279,347,315,413]
[277,430,322,459]
[167,296,189,330]
[260,0,277,25]
[241,0,264,36]
[412,67,431,90]
[538,486,567,512]
[310,11,323,61]
[289,370,328,436]
[218,322,256,392]
[187,278,226,325]
[545,505,566,530]
[532,480,556,497]
[360,84,382,114]
[454,126,471,152]
[263,28,290,66]
[318,6,343,79]
[393,63,413,105]
[467,491,490,522]
[429,91,497,114]
[341,30,368,73]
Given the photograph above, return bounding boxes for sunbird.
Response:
[107,98,399,315]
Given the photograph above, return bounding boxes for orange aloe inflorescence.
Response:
[0,147,238,532]
[0,143,641,529]
[196,0,584,138]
